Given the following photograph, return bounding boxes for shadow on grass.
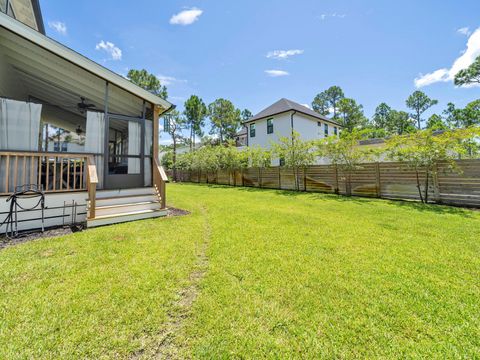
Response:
[177,182,477,219]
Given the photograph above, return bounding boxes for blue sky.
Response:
[42,0,479,138]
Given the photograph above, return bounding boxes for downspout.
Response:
[290,110,298,190]
[290,110,296,139]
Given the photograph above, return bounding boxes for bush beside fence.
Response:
[171,159,480,207]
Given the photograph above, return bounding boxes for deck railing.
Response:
[0,151,93,195]
[153,157,168,209]
[86,156,98,219]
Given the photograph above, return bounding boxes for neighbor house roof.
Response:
[235,126,247,136]
[245,98,341,126]
[31,0,45,34]
[0,11,172,111]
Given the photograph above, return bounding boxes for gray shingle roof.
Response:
[245,98,341,126]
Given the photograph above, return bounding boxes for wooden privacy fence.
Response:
[172,159,480,207]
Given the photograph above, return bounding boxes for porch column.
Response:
[153,104,160,162]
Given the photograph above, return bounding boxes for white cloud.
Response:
[169,96,186,102]
[414,68,450,88]
[266,49,304,60]
[48,21,67,35]
[301,103,312,109]
[157,74,187,86]
[169,8,203,25]
[265,69,289,77]
[319,13,347,20]
[414,27,480,88]
[95,40,122,61]
[457,27,471,36]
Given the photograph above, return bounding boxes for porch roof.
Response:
[0,11,172,112]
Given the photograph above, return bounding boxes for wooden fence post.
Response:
[334,165,339,194]
[278,167,281,189]
[303,167,307,192]
[432,163,441,203]
[375,162,381,198]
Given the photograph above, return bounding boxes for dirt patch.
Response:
[132,206,210,359]
[0,208,189,251]
[0,227,76,251]
[167,207,190,217]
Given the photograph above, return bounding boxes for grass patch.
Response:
[1,183,479,358]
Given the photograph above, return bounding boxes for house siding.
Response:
[247,111,339,165]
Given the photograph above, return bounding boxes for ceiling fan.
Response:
[77,97,96,113]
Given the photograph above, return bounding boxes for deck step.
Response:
[95,194,159,207]
[86,186,166,227]
[94,201,161,217]
[87,209,168,228]
[95,187,157,199]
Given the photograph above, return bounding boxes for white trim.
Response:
[0,12,172,110]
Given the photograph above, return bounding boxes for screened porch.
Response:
[0,10,171,197]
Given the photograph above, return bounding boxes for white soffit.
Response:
[0,11,172,111]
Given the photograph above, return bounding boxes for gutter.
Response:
[244,109,341,127]
[160,103,176,116]
[31,0,45,34]
[290,110,296,140]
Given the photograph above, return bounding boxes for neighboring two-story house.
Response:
[244,98,342,165]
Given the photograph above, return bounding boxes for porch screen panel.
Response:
[0,99,41,192]
[85,111,105,188]
[128,122,141,174]
[144,120,152,186]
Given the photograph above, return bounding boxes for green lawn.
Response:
[1,184,479,358]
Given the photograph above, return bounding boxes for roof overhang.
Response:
[244,109,343,127]
[0,11,172,112]
[30,0,45,34]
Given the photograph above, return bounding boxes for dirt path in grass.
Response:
[132,206,211,359]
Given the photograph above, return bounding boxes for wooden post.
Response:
[259,167,262,188]
[303,167,307,192]
[375,162,381,198]
[278,167,281,189]
[153,105,160,167]
[432,163,441,203]
[13,155,18,190]
[52,156,57,191]
[5,154,9,192]
[334,164,339,194]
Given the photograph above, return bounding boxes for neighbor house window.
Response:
[267,118,274,134]
[250,123,256,138]
[324,123,329,137]
[334,126,338,136]
[279,157,285,167]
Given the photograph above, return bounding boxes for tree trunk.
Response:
[190,126,193,152]
[295,167,299,191]
[424,170,430,204]
[415,169,424,203]
[417,110,421,129]
[346,172,352,196]
[172,138,177,182]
